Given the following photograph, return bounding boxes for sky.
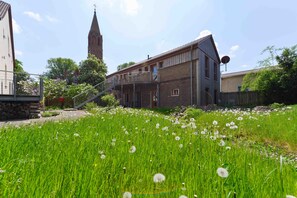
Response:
[7,0,297,75]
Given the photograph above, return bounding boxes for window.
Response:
[171,89,179,96]
[138,68,142,73]
[145,66,148,71]
[214,89,217,104]
[159,62,163,68]
[205,88,209,105]
[205,56,209,78]
[214,62,218,81]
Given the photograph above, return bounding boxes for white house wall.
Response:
[0,9,14,94]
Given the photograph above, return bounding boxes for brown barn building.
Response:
[106,35,220,108]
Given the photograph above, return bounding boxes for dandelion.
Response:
[0,169,6,173]
[213,120,218,126]
[226,146,231,150]
[210,136,216,140]
[156,123,160,129]
[219,140,226,147]
[286,195,296,198]
[237,117,243,121]
[129,146,136,153]
[217,167,229,178]
[181,125,187,129]
[179,144,183,149]
[112,138,116,142]
[123,191,132,198]
[100,154,106,159]
[153,173,166,183]
[201,131,206,135]
[162,126,169,131]
[226,123,230,127]
[111,142,116,146]
[190,118,195,122]
[175,136,181,141]
[73,133,80,137]
[193,131,198,135]
[230,121,235,126]
[179,195,188,198]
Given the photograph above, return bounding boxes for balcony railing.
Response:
[0,70,43,101]
[109,71,157,86]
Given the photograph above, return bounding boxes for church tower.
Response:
[88,7,103,60]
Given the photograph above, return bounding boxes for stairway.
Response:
[72,80,114,109]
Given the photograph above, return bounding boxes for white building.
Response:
[0,1,15,95]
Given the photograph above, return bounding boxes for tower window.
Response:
[205,56,209,78]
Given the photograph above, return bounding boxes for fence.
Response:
[219,91,264,107]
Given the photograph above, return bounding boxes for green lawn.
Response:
[0,107,296,197]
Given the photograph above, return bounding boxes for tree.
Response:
[44,58,78,84]
[242,45,297,104]
[117,62,135,71]
[78,54,107,86]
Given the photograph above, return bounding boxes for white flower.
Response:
[179,144,183,149]
[230,121,235,126]
[190,118,195,122]
[226,123,230,127]
[225,146,231,150]
[0,169,6,173]
[193,131,198,135]
[201,131,206,135]
[286,195,296,198]
[156,123,160,129]
[100,154,106,159]
[172,132,176,136]
[175,136,181,141]
[129,145,136,153]
[237,117,243,121]
[219,140,226,147]
[162,126,169,131]
[111,142,116,146]
[123,191,132,198]
[217,167,229,178]
[213,120,218,126]
[112,138,116,142]
[181,125,187,129]
[179,195,188,198]
[153,173,166,183]
[74,133,80,137]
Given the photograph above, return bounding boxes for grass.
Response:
[41,111,60,118]
[0,107,296,197]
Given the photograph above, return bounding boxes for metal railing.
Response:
[0,70,43,100]
[72,72,156,109]
[72,80,114,109]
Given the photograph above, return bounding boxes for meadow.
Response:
[0,106,297,197]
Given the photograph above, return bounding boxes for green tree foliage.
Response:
[44,58,78,84]
[101,94,119,107]
[117,62,135,71]
[242,45,297,104]
[78,54,107,86]
[44,79,98,99]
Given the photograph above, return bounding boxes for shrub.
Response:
[84,102,98,112]
[101,94,119,107]
[184,107,204,119]
[270,102,285,109]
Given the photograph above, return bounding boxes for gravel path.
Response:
[0,110,89,128]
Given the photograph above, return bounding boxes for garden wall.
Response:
[0,101,40,121]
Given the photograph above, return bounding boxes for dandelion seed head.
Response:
[123,191,132,198]
[179,144,183,149]
[156,123,160,129]
[219,140,226,147]
[217,167,229,178]
[100,154,106,159]
[286,195,296,198]
[129,145,136,153]
[175,136,181,141]
[213,120,218,126]
[74,133,80,137]
[179,195,188,198]
[153,173,166,183]
[0,169,6,173]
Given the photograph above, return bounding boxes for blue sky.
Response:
[8,0,297,75]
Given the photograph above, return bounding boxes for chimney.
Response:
[147,55,150,60]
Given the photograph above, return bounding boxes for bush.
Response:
[270,102,285,109]
[184,107,204,119]
[84,102,98,112]
[101,94,119,107]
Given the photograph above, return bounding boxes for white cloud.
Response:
[121,0,142,16]
[12,18,22,34]
[24,11,42,22]
[196,30,212,40]
[15,50,23,56]
[46,15,59,23]
[228,45,240,58]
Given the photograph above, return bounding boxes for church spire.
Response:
[88,5,103,60]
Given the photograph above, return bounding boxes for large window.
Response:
[205,56,209,78]
[214,62,218,81]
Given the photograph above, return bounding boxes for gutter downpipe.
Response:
[190,45,193,105]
